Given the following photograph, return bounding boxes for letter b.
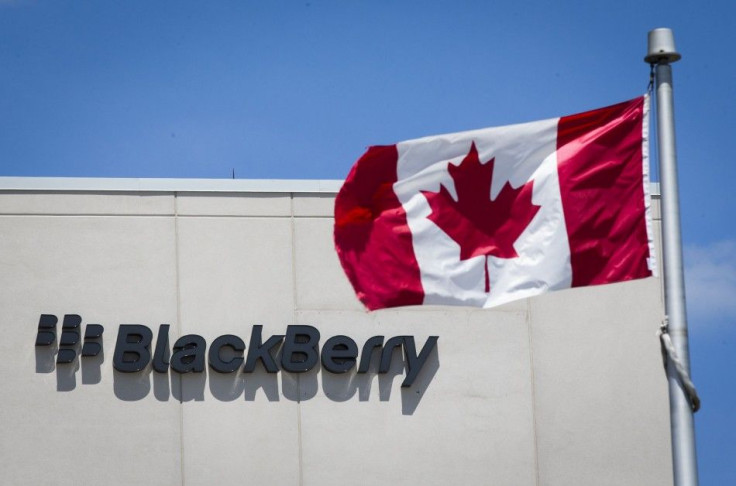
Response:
[281,325,320,373]
[113,325,153,373]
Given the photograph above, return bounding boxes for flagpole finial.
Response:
[645,28,681,64]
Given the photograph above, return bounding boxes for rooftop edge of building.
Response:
[0,177,661,196]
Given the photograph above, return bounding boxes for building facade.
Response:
[0,178,672,485]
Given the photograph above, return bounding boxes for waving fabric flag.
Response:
[334,96,656,310]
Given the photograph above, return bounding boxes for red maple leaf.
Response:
[421,142,540,292]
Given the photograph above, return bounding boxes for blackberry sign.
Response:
[36,314,438,388]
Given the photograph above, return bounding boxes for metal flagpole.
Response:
[645,28,699,486]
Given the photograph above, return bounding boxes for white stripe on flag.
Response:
[393,117,572,308]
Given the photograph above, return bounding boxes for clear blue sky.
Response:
[1,1,733,483]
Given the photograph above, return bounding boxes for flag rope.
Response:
[648,63,656,94]
[658,318,701,412]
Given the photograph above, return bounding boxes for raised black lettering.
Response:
[113,325,153,373]
[281,325,320,373]
[357,336,384,373]
[152,324,170,373]
[401,336,438,387]
[57,314,83,363]
[379,336,406,373]
[81,324,104,357]
[35,314,58,346]
[209,334,245,373]
[170,335,206,373]
[244,325,283,373]
[321,335,358,374]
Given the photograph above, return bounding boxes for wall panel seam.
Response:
[527,300,541,486]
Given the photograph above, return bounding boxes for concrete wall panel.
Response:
[175,216,300,484]
[293,217,362,311]
[295,308,537,486]
[529,279,672,486]
[176,192,291,217]
[292,193,335,217]
[0,191,174,215]
[0,214,182,485]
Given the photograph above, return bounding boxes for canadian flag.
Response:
[334,96,656,310]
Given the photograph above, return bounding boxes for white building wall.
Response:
[0,180,671,485]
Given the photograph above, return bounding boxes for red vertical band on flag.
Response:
[557,97,652,287]
[334,145,424,310]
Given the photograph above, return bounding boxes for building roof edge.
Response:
[0,177,344,193]
[0,177,661,196]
